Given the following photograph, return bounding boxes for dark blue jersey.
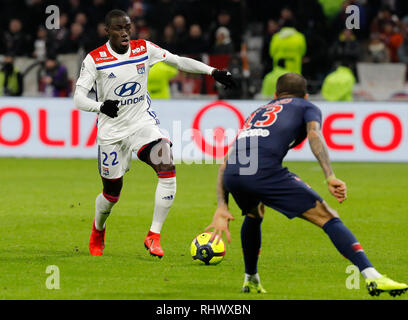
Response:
[226,97,322,173]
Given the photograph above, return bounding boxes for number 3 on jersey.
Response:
[243,104,283,129]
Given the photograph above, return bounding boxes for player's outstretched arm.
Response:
[206,154,235,243]
[307,121,347,203]
[163,52,236,89]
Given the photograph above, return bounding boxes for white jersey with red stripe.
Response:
[76,40,168,145]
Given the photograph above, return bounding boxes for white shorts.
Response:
[98,123,170,179]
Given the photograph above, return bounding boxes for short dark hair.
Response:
[105,9,128,27]
[276,73,307,98]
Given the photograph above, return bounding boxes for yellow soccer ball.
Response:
[190,232,225,265]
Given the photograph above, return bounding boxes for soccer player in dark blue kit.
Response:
[206,73,407,296]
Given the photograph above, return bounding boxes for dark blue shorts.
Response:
[224,167,323,219]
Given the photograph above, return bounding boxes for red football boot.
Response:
[144,231,164,258]
[89,219,105,256]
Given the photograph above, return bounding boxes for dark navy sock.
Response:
[323,217,373,271]
[241,215,262,275]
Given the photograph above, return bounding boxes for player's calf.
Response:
[241,205,264,293]
[142,140,176,258]
[89,191,120,256]
[89,179,122,256]
[301,201,395,292]
[95,177,122,231]
[144,169,176,258]
[95,190,120,230]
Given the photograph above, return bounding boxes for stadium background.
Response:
[1,0,408,301]
[1,0,408,100]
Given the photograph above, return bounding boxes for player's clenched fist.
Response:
[100,100,120,118]
[211,69,237,89]
[328,178,347,203]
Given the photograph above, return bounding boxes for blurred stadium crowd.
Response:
[1,0,408,100]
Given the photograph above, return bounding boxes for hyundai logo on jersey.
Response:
[114,82,141,97]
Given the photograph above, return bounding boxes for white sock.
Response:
[244,273,260,284]
[94,193,116,231]
[150,177,176,233]
[361,267,382,279]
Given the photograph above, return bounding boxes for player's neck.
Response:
[276,94,297,99]
[108,40,129,55]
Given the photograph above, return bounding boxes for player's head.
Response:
[105,9,131,54]
[274,73,308,99]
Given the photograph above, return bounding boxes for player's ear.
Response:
[304,93,309,100]
[273,92,277,99]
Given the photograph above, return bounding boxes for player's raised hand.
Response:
[205,206,235,244]
[100,100,120,118]
[328,177,347,203]
[211,69,237,89]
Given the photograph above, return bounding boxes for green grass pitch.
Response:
[0,158,407,300]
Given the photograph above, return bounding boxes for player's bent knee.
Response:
[247,203,264,220]
[102,189,121,203]
[320,201,338,218]
[301,201,339,228]
[153,142,175,175]
[101,177,123,198]
[150,141,173,166]
[258,203,265,217]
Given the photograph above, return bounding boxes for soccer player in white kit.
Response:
[74,10,235,258]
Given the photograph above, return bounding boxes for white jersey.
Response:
[76,40,171,145]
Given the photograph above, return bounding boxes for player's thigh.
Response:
[301,201,339,228]
[224,174,261,217]
[252,170,323,220]
[247,203,265,220]
[98,142,132,180]
[132,124,174,172]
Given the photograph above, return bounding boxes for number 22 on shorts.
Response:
[101,151,119,166]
